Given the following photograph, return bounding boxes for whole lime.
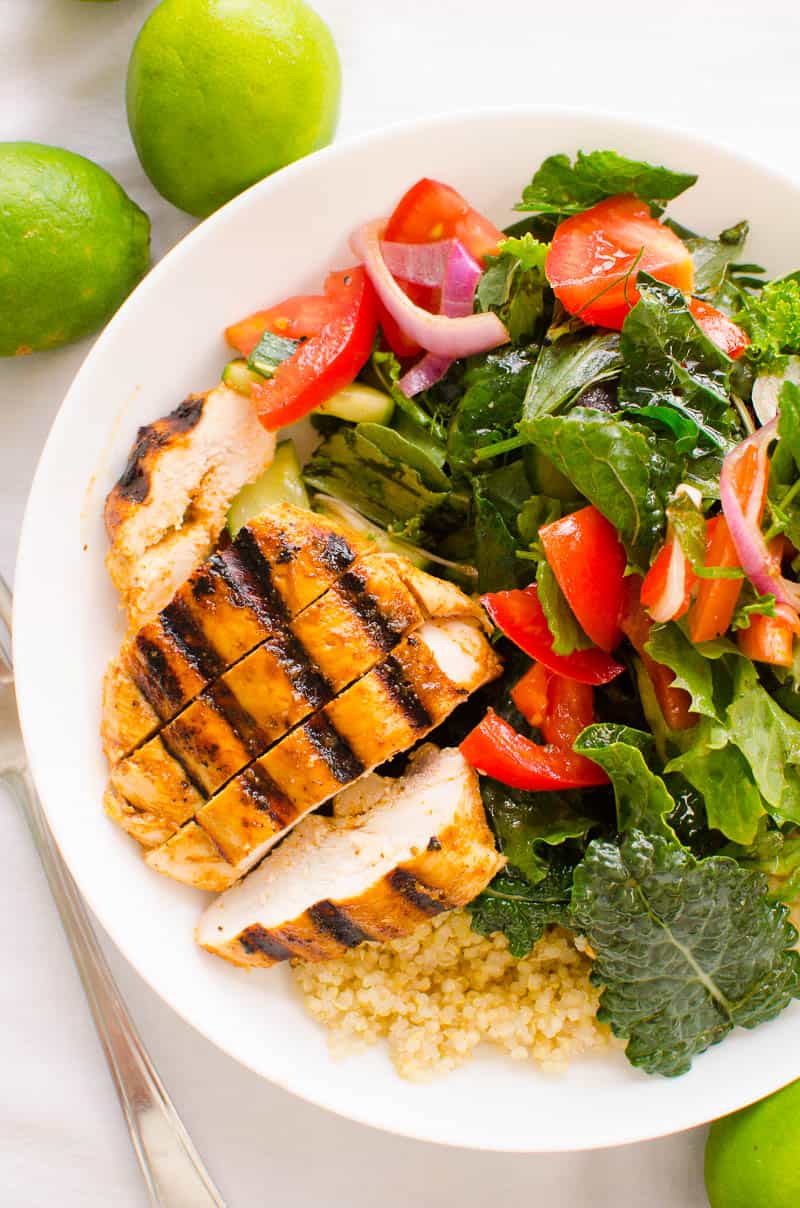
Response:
[0,143,150,357]
[705,1079,800,1208]
[126,0,341,218]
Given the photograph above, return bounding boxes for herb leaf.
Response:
[476,235,548,344]
[572,831,800,1076]
[536,560,594,655]
[516,150,697,218]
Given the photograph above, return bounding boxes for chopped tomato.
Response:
[481,584,625,685]
[460,709,608,791]
[688,446,767,643]
[384,177,503,263]
[641,536,697,623]
[250,267,378,431]
[511,662,550,727]
[226,287,341,356]
[545,195,694,330]
[620,577,696,730]
[737,613,795,667]
[539,506,627,651]
[689,298,750,359]
[541,675,595,749]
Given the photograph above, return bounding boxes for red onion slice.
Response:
[351,220,508,359]
[719,419,800,611]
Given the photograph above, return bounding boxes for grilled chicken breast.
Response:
[196,745,504,968]
[141,616,500,889]
[105,384,277,630]
[101,503,366,762]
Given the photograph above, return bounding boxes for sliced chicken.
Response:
[102,504,366,761]
[105,384,277,630]
[144,617,501,888]
[109,554,426,810]
[196,745,505,968]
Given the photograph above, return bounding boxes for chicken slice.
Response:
[102,504,365,761]
[196,745,504,968]
[108,554,426,808]
[105,384,277,631]
[143,617,501,888]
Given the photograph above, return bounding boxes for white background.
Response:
[1,1,798,1203]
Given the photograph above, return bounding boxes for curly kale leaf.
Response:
[516,150,697,218]
[571,831,800,1076]
[469,864,574,958]
[737,276,800,366]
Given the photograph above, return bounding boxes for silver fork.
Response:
[0,573,226,1207]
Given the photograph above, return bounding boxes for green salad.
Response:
[223,149,800,1077]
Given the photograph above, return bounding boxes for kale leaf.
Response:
[521,331,623,424]
[473,481,522,593]
[516,150,697,218]
[475,234,549,344]
[447,347,535,474]
[480,778,596,884]
[469,864,574,958]
[522,406,680,561]
[618,275,738,455]
[571,831,800,1076]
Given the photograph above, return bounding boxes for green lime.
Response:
[126,0,341,218]
[705,1079,800,1208]
[0,142,150,357]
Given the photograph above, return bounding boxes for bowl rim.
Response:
[14,104,800,1153]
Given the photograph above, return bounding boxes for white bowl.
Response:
[14,108,800,1153]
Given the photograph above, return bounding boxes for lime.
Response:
[126,0,341,218]
[705,1079,800,1208]
[0,143,150,357]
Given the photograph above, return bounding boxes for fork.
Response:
[0,573,226,1207]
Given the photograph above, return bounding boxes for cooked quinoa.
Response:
[291,910,609,1080]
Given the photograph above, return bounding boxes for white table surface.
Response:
[2,1,798,1203]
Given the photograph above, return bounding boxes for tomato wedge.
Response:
[482,584,625,685]
[737,613,795,667]
[511,662,550,727]
[539,506,626,651]
[460,709,608,791]
[250,267,378,431]
[384,177,503,263]
[641,536,697,623]
[545,195,694,330]
[226,288,340,356]
[689,298,750,359]
[620,577,695,730]
[541,675,595,749]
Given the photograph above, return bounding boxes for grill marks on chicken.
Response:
[196,746,505,968]
[101,505,366,762]
[103,505,500,892]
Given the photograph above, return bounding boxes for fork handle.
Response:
[4,765,226,1208]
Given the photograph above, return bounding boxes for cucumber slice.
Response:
[316,383,395,425]
[227,440,309,535]
[222,358,264,397]
[248,331,299,377]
